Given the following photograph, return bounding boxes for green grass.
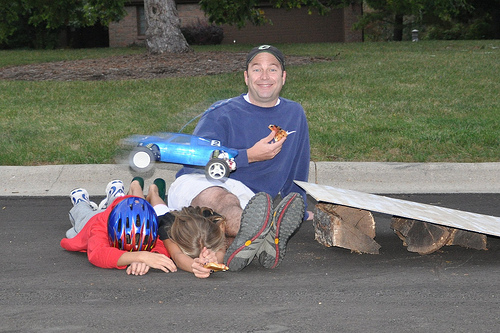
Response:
[1,40,499,166]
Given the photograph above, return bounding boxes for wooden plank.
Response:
[314,203,380,254]
[296,181,500,237]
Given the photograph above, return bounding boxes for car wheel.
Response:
[205,159,230,180]
[129,147,156,173]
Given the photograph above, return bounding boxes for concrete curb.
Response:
[1,162,499,197]
[310,162,500,194]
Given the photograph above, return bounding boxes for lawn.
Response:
[0,40,498,166]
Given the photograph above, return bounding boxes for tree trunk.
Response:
[393,13,403,41]
[144,0,191,54]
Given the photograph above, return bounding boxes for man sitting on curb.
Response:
[167,45,311,271]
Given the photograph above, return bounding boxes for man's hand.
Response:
[247,131,286,163]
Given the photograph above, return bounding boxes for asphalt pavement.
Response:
[1,162,500,332]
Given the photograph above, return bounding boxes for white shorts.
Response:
[167,174,255,211]
[153,204,170,216]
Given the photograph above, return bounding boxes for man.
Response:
[168,45,312,271]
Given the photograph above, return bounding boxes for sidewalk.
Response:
[1,162,499,197]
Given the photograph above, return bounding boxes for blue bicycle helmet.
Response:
[108,197,158,251]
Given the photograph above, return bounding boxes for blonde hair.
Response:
[168,206,226,258]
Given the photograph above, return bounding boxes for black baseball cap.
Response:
[246,45,285,71]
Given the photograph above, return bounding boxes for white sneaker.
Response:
[98,180,125,210]
[70,188,98,209]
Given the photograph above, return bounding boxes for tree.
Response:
[199,0,352,28]
[147,0,352,52]
[424,0,500,39]
[0,0,127,48]
[144,0,190,54]
[356,0,473,41]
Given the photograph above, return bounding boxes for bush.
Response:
[424,16,496,40]
[0,14,61,49]
[181,19,223,45]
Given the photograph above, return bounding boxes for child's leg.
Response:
[146,183,170,216]
[128,178,145,197]
[146,183,164,206]
[66,202,100,238]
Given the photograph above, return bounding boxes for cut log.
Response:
[391,217,451,255]
[391,217,487,254]
[314,203,380,254]
[446,229,487,250]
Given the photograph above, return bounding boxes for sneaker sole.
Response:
[259,192,305,269]
[98,180,125,209]
[70,188,98,209]
[224,192,272,272]
[70,188,88,206]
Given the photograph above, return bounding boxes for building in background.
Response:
[109,0,363,47]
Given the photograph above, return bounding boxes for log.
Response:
[391,217,487,255]
[314,203,380,254]
[391,217,451,255]
[446,229,487,250]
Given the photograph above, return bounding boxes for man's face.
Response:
[244,52,286,108]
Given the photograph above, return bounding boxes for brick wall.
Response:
[221,7,345,44]
[221,3,362,44]
[343,2,363,42]
[177,4,207,26]
[108,3,362,47]
[109,6,144,47]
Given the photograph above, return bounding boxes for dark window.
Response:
[137,6,147,36]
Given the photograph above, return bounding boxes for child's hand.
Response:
[199,247,217,264]
[192,257,212,279]
[191,248,218,279]
[127,262,150,276]
[142,252,177,273]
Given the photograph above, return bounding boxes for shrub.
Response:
[181,19,223,45]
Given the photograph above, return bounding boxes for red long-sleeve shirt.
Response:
[60,195,169,269]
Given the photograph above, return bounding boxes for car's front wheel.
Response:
[129,147,156,173]
[205,159,230,181]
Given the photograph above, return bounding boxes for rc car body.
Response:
[125,132,238,180]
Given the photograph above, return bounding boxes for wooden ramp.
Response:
[296,181,497,254]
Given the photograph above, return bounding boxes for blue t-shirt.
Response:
[177,94,311,215]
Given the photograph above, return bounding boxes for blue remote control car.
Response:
[125,132,238,180]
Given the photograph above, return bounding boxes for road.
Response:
[1,193,500,332]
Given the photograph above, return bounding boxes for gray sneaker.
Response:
[224,192,273,272]
[257,192,305,269]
